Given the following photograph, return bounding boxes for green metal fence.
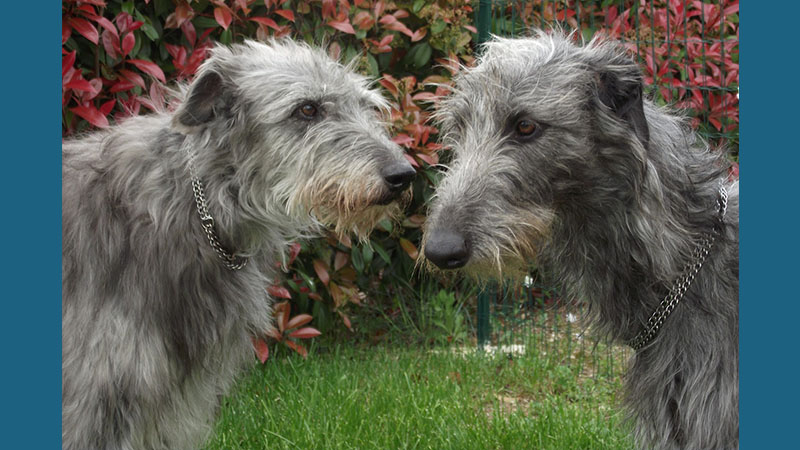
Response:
[471,0,739,376]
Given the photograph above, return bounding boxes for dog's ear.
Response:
[595,65,650,148]
[172,70,232,133]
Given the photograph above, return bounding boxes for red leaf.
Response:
[90,16,118,39]
[250,17,280,31]
[109,79,135,93]
[392,134,415,146]
[121,32,135,57]
[214,7,233,30]
[101,29,120,59]
[285,340,308,358]
[463,25,477,33]
[416,153,438,166]
[289,327,321,339]
[181,20,196,46]
[68,18,99,44]
[313,259,330,286]
[274,301,290,332]
[267,285,292,299]
[308,292,323,301]
[338,310,352,330]
[399,238,419,260]
[65,78,94,92]
[234,0,251,14]
[287,242,301,266]
[128,60,166,83]
[119,69,145,89]
[99,99,116,116]
[353,11,374,30]
[378,78,398,97]
[165,3,194,29]
[374,0,386,17]
[275,10,295,22]
[286,314,314,330]
[70,105,109,128]
[403,153,420,168]
[328,19,356,34]
[334,251,349,271]
[62,22,72,45]
[411,28,427,42]
[252,337,270,363]
[321,0,336,18]
[379,14,413,37]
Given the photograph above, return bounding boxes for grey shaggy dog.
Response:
[423,32,738,449]
[62,39,415,450]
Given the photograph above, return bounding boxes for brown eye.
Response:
[298,103,318,119]
[516,119,536,136]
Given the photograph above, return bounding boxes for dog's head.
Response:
[172,39,414,240]
[422,31,651,277]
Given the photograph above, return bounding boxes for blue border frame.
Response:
[740,2,797,448]
[0,2,788,448]
[0,3,61,447]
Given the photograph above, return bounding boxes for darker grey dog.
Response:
[62,39,414,450]
[423,32,738,449]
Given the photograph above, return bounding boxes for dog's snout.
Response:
[381,162,416,193]
[424,230,470,269]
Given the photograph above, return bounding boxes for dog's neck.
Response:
[543,153,730,342]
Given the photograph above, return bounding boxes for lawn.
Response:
[205,341,634,450]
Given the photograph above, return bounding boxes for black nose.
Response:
[424,230,470,269]
[381,162,416,193]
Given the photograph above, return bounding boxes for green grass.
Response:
[205,342,634,450]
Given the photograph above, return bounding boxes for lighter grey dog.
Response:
[423,32,738,449]
[62,39,414,450]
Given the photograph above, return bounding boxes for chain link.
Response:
[628,183,728,351]
[187,150,248,271]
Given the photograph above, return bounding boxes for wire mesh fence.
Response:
[471,0,739,378]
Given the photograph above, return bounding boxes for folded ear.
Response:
[172,70,232,133]
[596,66,650,148]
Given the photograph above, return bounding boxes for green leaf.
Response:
[431,19,447,35]
[344,46,359,65]
[296,269,317,292]
[135,11,160,41]
[377,218,393,233]
[121,1,134,14]
[351,246,365,273]
[404,43,432,69]
[371,241,392,265]
[362,245,374,269]
[366,53,379,77]
[220,28,232,45]
[286,278,300,293]
[194,17,220,29]
[412,0,426,13]
[355,29,367,40]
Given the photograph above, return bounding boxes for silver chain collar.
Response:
[627,183,729,351]
[187,150,248,271]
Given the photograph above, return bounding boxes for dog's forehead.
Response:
[231,41,381,107]
[444,59,584,129]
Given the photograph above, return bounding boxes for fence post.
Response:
[477,283,491,349]
[474,0,493,350]
[477,0,492,45]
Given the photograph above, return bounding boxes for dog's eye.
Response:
[298,103,318,119]
[515,119,537,137]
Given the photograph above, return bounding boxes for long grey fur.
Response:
[422,31,738,449]
[62,38,413,450]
